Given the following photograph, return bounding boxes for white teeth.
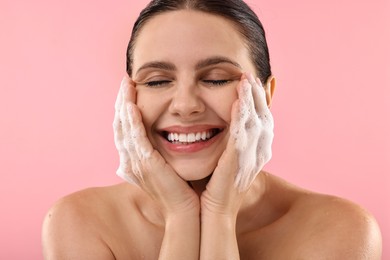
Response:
[179,133,187,142]
[187,133,196,142]
[166,130,217,143]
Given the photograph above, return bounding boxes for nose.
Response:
[168,83,205,118]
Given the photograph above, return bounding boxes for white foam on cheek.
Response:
[231,81,274,191]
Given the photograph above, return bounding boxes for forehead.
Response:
[132,10,253,70]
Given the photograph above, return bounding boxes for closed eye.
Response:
[143,80,172,87]
[202,79,231,86]
[140,79,232,87]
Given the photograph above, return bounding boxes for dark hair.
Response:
[126,0,272,83]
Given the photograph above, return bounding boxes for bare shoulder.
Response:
[42,183,133,260]
[293,193,382,259]
[263,173,383,259]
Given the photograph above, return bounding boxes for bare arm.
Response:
[200,213,240,260]
[158,212,200,259]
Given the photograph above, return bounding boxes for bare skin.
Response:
[42,173,381,259]
[41,76,382,259]
[42,10,382,259]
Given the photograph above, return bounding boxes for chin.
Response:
[171,162,217,181]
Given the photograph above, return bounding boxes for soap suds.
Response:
[113,75,273,191]
[113,78,151,185]
[230,78,274,191]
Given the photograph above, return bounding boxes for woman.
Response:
[42,0,382,259]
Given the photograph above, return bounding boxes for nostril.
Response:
[169,93,205,116]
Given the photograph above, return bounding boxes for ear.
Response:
[264,75,276,108]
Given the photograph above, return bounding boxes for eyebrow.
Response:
[135,61,176,76]
[195,56,243,70]
[135,56,242,76]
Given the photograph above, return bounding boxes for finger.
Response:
[116,156,140,185]
[253,76,271,117]
[213,128,239,183]
[244,73,266,117]
[118,100,145,183]
[232,77,251,136]
[119,75,151,160]
[126,103,153,160]
[114,77,126,153]
[115,75,136,121]
[113,112,128,156]
[114,131,133,180]
[114,94,138,184]
[114,76,130,149]
[122,75,136,104]
[239,75,255,116]
[113,83,129,162]
[120,88,131,145]
[230,84,250,152]
[115,85,123,112]
[211,98,242,189]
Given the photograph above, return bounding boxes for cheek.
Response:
[204,86,238,123]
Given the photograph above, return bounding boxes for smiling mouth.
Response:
[161,128,223,145]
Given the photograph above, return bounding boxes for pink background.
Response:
[1,0,389,258]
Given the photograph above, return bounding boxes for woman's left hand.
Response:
[199,72,274,259]
[200,72,274,217]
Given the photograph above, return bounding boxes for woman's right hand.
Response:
[113,76,199,218]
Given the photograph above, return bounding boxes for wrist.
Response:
[201,210,237,229]
[165,209,200,225]
[164,212,200,241]
[200,199,240,223]
[159,193,200,220]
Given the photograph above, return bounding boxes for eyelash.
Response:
[144,79,231,88]
[203,79,231,86]
[144,80,171,87]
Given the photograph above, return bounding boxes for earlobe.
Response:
[265,76,276,108]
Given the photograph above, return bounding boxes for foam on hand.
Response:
[230,77,274,191]
[113,78,152,185]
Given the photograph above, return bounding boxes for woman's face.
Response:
[131,10,257,181]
